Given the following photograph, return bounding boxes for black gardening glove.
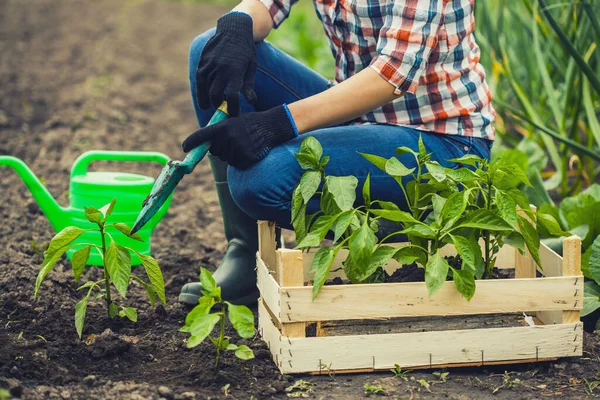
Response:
[182,105,297,169]
[197,12,257,117]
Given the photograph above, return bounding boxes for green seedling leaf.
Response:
[75,285,94,339]
[105,242,131,298]
[449,234,476,273]
[46,226,88,258]
[356,245,397,282]
[72,245,91,283]
[296,214,339,248]
[456,209,513,231]
[295,153,319,170]
[332,210,354,242]
[425,162,446,182]
[77,281,96,291]
[396,146,418,157]
[582,281,600,317]
[393,246,426,265]
[503,231,525,253]
[132,275,157,307]
[537,212,571,237]
[348,220,377,272]
[418,134,426,157]
[425,250,449,296]
[291,185,304,222]
[35,243,77,299]
[441,190,468,230]
[226,343,238,351]
[369,209,420,225]
[134,251,167,304]
[495,190,517,229]
[447,154,483,166]
[311,247,336,300]
[432,194,447,225]
[120,307,138,322]
[187,314,220,348]
[181,296,216,332]
[399,224,436,239]
[496,161,532,188]
[226,302,255,339]
[451,267,476,301]
[360,152,387,171]
[517,216,542,268]
[320,156,330,167]
[385,157,415,177]
[320,183,342,215]
[362,173,371,206]
[325,176,358,211]
[199,267,219,299]
[505,188,534,218]
[84,206,103,224]
[99,198,116,220]
[299,170,321,204]
[300,136,323,163]
[112,223,144,242]
[234,345,254,360]
[109,303,119,319]
[446,168,479,182]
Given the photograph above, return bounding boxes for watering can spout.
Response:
[0,156,67,231]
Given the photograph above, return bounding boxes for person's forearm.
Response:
[232,0,273,41]
[288,68,402,134]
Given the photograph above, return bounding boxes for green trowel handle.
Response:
[71,151,171,178]
[180,103,229,173]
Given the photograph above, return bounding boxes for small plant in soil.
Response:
[181,268,255,370]
[34,198,166,338]
[391,364,410,381]
[363,383,386,396]
[291,136,544,301]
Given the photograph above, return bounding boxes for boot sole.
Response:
[178,289,260,307]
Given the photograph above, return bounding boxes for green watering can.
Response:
[0,151,172,266]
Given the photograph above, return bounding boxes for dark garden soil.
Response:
[1,1,599,399]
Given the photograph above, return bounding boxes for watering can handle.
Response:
[70,151,171,178]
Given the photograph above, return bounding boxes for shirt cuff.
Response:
[369,55,420,95]
[258,0,289,28]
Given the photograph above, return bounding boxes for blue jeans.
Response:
[189,29,493,230]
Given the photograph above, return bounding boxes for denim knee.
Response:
[227,160,292,224]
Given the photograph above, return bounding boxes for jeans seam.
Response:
[256,65,305,101]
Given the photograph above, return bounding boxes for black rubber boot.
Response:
[179,154,260,306]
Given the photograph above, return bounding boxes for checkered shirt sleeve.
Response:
[258,0,299,28]
[370,0,444,95]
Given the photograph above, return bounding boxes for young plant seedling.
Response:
[181,268,255,370]
[364,384,386,396]
[391,364,411,381]
[292,136,544,302]
[34,198,166,338]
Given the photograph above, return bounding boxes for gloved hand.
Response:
[182,105,298,169]
[196,12,257,117]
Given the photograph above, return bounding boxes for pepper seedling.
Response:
[181,267,255,370]
[34,198,166,338]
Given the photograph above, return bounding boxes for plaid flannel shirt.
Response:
[259,0,496,139]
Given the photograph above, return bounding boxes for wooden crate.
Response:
[256,221,584,374]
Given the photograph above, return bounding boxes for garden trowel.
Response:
[131,102,228,234]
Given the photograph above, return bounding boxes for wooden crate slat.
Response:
[256,254,281,325]
[258,300,284,371]
[279,276,582,323]
[259,300,582,374]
